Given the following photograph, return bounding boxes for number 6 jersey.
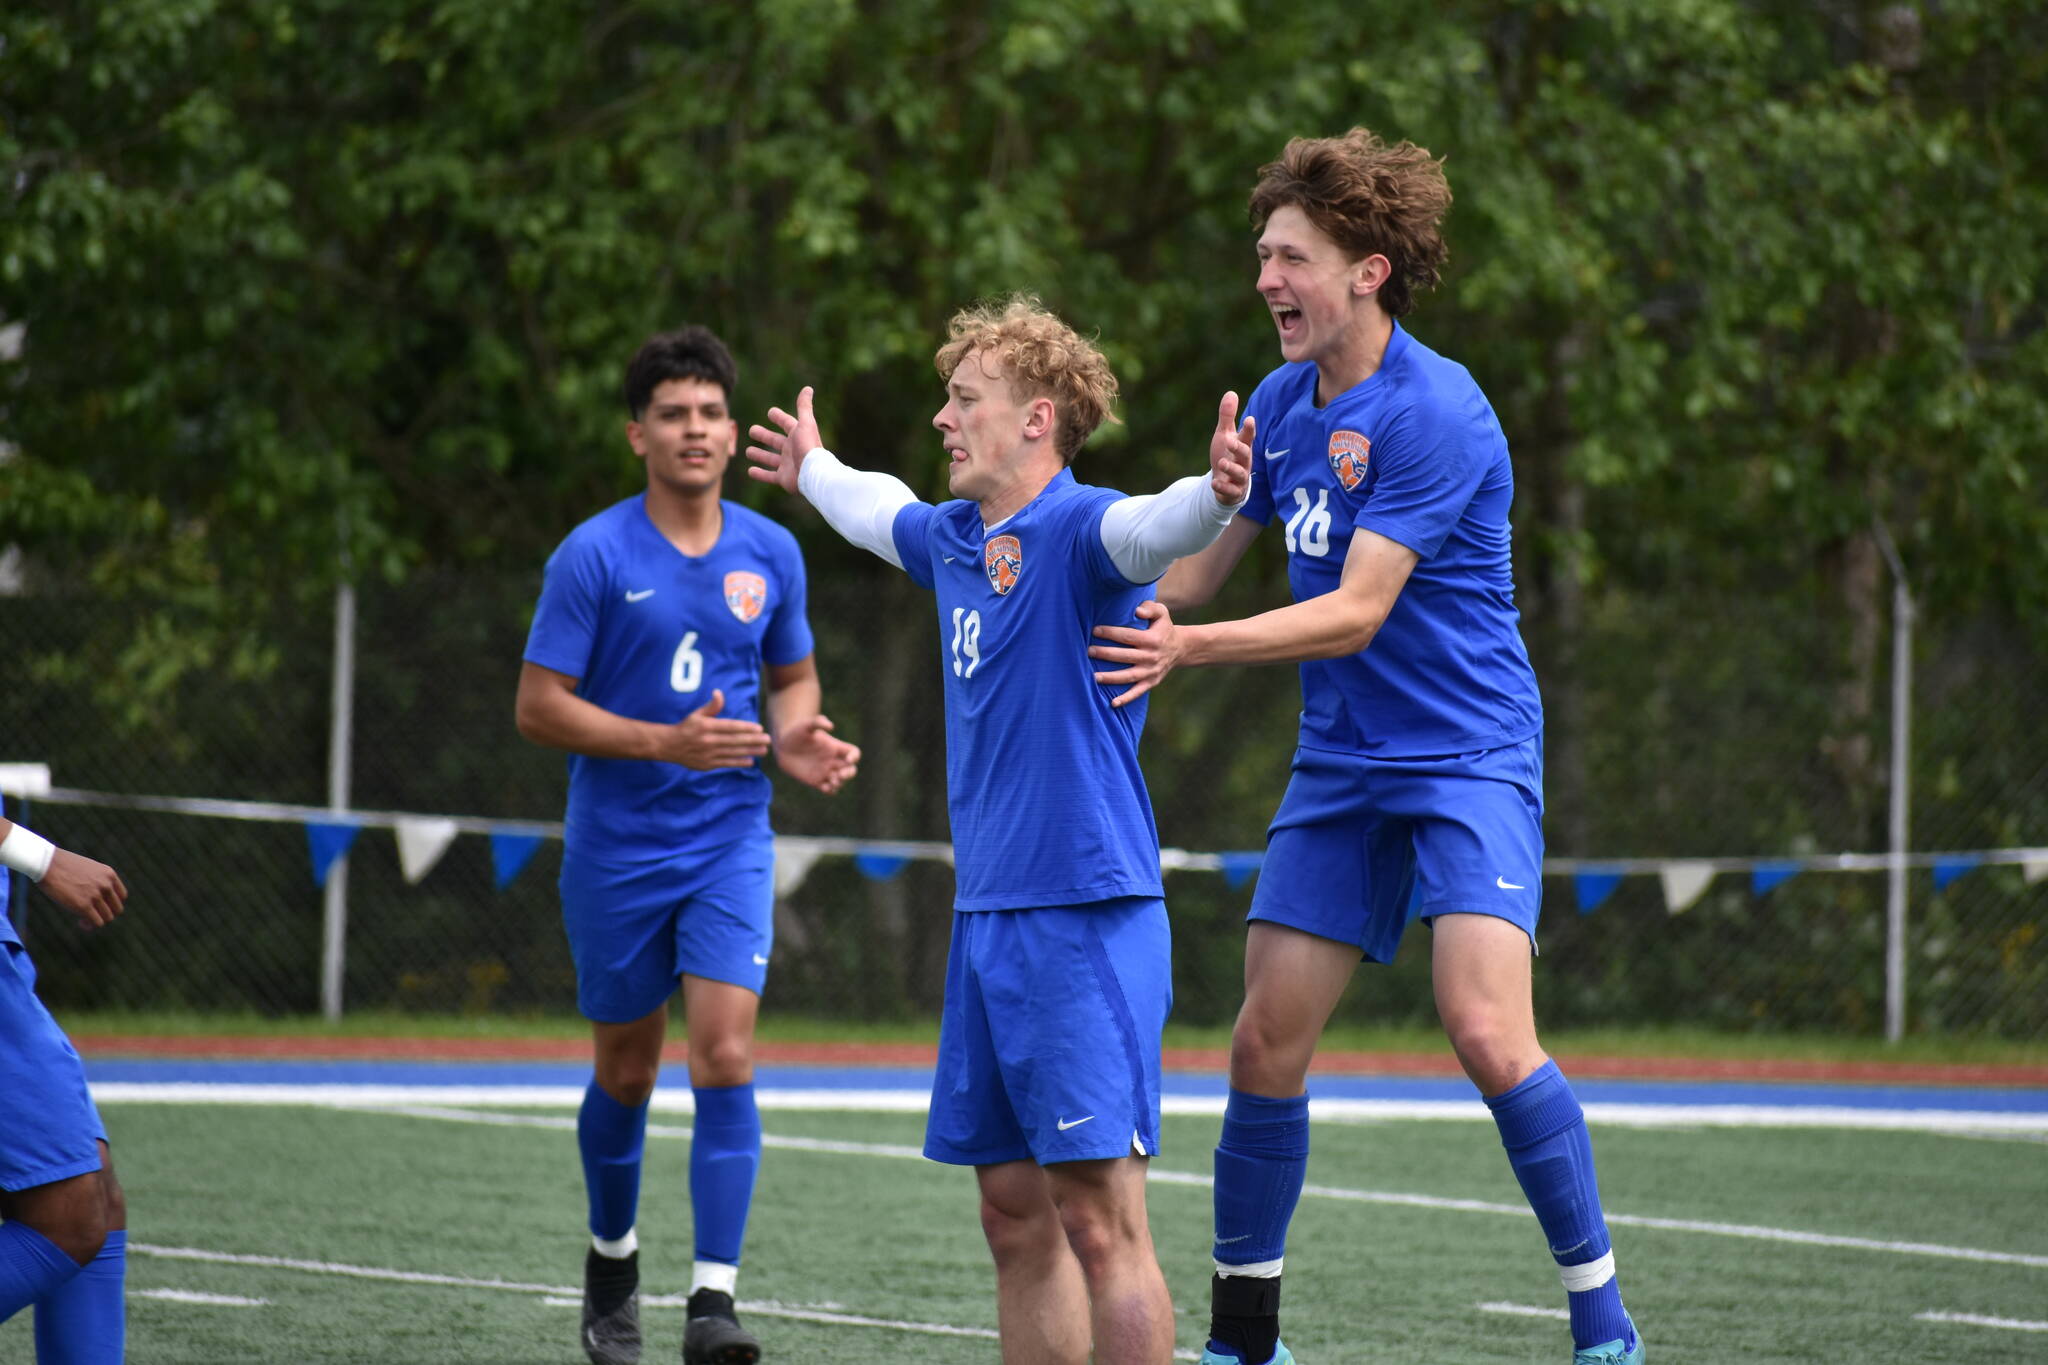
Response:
[524,495,814,862]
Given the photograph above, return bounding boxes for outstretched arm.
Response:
[747,386,919,569]
[1088,527,1419,706]
[1097,391,1254,584]
[1,817,127,930]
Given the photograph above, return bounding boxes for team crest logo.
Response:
[983,535,1023,595]
[1328,430,1371,491]
[723,571,767,623]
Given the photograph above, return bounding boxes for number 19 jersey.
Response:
[524,495,814,863]
[891,469,1164,911]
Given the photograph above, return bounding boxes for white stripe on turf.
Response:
[1477,1301,1570,1321]
[1912,1310,2048,1332]
[126,1244,1199,1359]
[135,1288,270,1307]
[87,1084,2048,1137]
[341,1103,2048,1273]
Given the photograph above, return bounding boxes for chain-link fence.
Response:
[4,550,2043,1037]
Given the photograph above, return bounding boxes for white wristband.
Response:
[0,823,57,881]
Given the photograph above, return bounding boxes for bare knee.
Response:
[688,1031,754,1089]
[7,1171,111,1265]
[1053,1197,1141,1281]
[593,1056,660,1106]
[1441,1008,1542,1096]
[1229,1005,1311,1096]
[979,1188,1065,1272]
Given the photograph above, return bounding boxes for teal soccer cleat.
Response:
[1572,1325,1644,1364]
[1199,1344,1295,1365]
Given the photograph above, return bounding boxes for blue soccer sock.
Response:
[689,1083,761,1269]
[579,1081,649,1245]
[1208,1089,1309,1364]
[1484,1060,1632,1350]
[0,1222,84,1326]
[34,1227,125,1364]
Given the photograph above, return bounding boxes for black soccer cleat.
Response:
[682,1287,761,1365]
[581,1247,642,1365]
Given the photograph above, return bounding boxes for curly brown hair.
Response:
[934,294,1122,464]
[1249,128,1452,318]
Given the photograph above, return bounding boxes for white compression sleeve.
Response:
[1098,473,1246,584]
[795,447,919,570]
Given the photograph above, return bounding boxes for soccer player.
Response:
[1,816,130,1364]
[516,326,860,1365]
[743,295,1252,1364]
[1088,130,1645,1365]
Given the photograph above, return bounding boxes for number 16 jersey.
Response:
[892,469,1164,912]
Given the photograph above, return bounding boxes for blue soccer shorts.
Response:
[560,836,776,1023]
[0,942,107,1192]
[1250,737,1545,963]
[924,897,1171,1169]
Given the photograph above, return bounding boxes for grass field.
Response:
[6,1100,2043,1364]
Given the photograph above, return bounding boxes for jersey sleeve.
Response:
[1351,404,1490,560]
[522,532,607,680]
[892,502,939,590]
[1068,485,1134,589]
[762,530,815,667]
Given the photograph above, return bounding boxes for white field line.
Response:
[89,1083,2048,1137]
[134,1287,269,1307]
[1912,1310,2048,1332]
[128,1242,1199,1358]
[1477,1301,1570,1321]
[351,1103,2048,1273]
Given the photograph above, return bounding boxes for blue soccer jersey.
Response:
[1239,323,1543,758]
[890,470,1163,911]
[2,861,16,946]
[524,495,814,863]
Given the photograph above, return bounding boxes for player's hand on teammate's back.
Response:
[1089,599,1185,707]
[661,689,774,770]
[745,386,824,495]
[774,714,861,796]
[1211,391,1255,506]
[40,848,128,929]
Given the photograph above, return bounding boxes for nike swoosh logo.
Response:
[1055,1115,1095,1131]
[1265,447,1290,460]
[624,589,655,602]
[943,555,957,563]
[1215,1233,1252,1245]
[1497,876,1526,890]
[752,953,769,965]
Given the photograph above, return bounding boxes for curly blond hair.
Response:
[1249,128,1452,318]
[933,295,1121,464]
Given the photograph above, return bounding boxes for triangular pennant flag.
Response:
[1574,870,1623,914]
[2024,858,2048,886]
[774,838,824,897]
[853,851,909,881]
[1932,855,1981,892]
[1751,862,1801,895]
[490,831,543,889]
[1658,861,1716,915]
[394,817,460,885]
[306,821,361,888]
[1219,852,1264,889]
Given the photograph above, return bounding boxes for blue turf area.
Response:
[78,1057,2048,1116]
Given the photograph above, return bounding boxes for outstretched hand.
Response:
[776,714,861,795]
[40,848,128,930]
[1210,391,1255,506]
[745,386,823,495]
[1088,599,1184,707]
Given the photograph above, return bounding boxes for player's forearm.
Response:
[1099,474,1244,583]
[515,689,669,761]
[1180,593,1383,668]
[797,448,916,569]
[763,673,823,748]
